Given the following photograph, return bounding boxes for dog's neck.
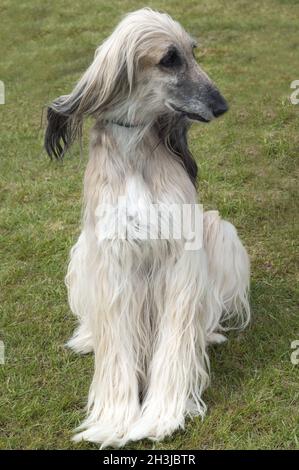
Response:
[100,119,154,156]
[94,115,198,189]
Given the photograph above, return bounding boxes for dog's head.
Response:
[45,8,228,160]
[120,9,228,125]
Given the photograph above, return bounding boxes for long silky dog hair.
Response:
[45,8,250,448]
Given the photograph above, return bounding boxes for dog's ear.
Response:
[44,94,82,159]
[156,115,198,188]
[45,35,131,159]
[169,119,198,188]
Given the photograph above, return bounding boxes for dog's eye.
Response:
[159,48,181,68]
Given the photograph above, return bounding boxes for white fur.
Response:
[58,9,250,448]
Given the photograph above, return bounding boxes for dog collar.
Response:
[105,120,142,129]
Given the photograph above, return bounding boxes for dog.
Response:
[45,8,250,448]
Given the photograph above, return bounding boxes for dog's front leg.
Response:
[72,242,142,448]
[127,248,209,443]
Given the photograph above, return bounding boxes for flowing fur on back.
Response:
[45,8,250,448]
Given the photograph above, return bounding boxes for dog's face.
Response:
[136,38,228,124]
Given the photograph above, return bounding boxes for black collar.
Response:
[105,120,142,129]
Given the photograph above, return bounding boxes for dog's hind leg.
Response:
[66,322,93,354]
[203,210,250,342]
[65,232,94,354]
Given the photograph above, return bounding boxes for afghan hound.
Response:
[45,8,250,448]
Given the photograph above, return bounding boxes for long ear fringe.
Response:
[44,95,82,160]
[156,115,198,188]
[44,51,129,159]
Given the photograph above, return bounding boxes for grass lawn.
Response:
[0,0,298,450]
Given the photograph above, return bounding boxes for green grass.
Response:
[0,0,298,450]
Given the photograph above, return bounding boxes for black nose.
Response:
[213,100,229,117]
[209,88,229,118]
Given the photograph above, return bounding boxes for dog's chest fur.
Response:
[83,125,198,252]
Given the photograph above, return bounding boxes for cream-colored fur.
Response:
[46,8,250,448]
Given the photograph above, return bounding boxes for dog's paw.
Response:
[73,405,141,448]
[207,332,227,345]
[66,325,93,354]
[73,424,125,448]
[126,413,184,443]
